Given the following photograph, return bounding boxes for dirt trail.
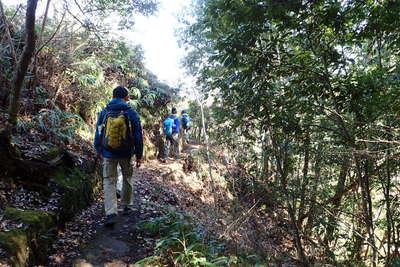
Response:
[56,146,200,266]
[72,210,144,266]
[45,162,164,266]
[47,144,296,266]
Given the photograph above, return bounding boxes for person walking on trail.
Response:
[94,85,143,227]
[162,107,180,162]
[181,110,191,144]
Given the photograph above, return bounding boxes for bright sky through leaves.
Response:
[2,0,189,87]
[128,0,189,87]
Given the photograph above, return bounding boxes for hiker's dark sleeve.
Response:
[131,111,143,160]
[94,110,105,154]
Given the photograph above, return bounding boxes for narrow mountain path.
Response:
[48,145,201,266]
[48,162,167,266]
[72,204,147,266]
[47,144,296,266]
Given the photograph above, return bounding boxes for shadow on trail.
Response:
[68,143,293,266]
[73,211,145,266]
[69,144,206,266]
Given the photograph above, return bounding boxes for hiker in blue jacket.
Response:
[162,107,180,162]
[181,110,191,144]
[94,85,143,227]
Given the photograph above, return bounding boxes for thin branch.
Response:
[222,200,260,237]
[356,138,400,145]
[10,4,22,21]
[0,4,21,44]
[0,0,18,64]
[35,11,65,56]
[37,0,51,49]
[72,0,85,16]
[319,203,384,258]
[63,0,103,41]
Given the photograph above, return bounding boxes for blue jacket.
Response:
[181,114,190,129]
[169,115,180,134]
[94,98,143,159]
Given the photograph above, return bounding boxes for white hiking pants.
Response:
[182,128,190,144]
[164,133,180,159]
[102,157,134,216]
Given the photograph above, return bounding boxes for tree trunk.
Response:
[384,153,392,265]
[353,198,366,262]
[305,159,321,234]
[8,0,39,128]
[261,130,270,179]
[0,130,17,174]
[354,154,377,266]
[298,132,310,226]
[288,202,308,265]
[30,0,51,91]
[323,160,349,250]
[198,98,217,206]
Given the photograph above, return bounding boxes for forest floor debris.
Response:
[1,146,296,266]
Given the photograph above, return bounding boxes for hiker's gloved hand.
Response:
[136,159,142,168]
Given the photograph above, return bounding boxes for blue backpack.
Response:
[163,117,175,136]
[182,115,190,129]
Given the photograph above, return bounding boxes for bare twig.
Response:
[222,200,260,237]
[37,0,51,49]
[319,203,384,258]
[10,4,22,21]
[0,0,18,64]
[63,0,103,41]
[72,0,85,15]
[35,11,65,56]
[356,138,400,145]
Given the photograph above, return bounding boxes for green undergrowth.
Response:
[17,109,89,144]
[134,210,269,267]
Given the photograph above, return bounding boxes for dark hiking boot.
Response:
[122,207,131,216]
[104,214,117,227]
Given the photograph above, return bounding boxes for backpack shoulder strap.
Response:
[121,107,132,118]
[101,108,110,125]
[124,108,134,134]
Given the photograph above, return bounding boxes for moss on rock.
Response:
[53,167,84,189]
[0,163,101,266]
[4,207,55,233]
[0,208,56,266]
[0,165,101,266]
[52,167,101,223]
[0,230,29,266]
